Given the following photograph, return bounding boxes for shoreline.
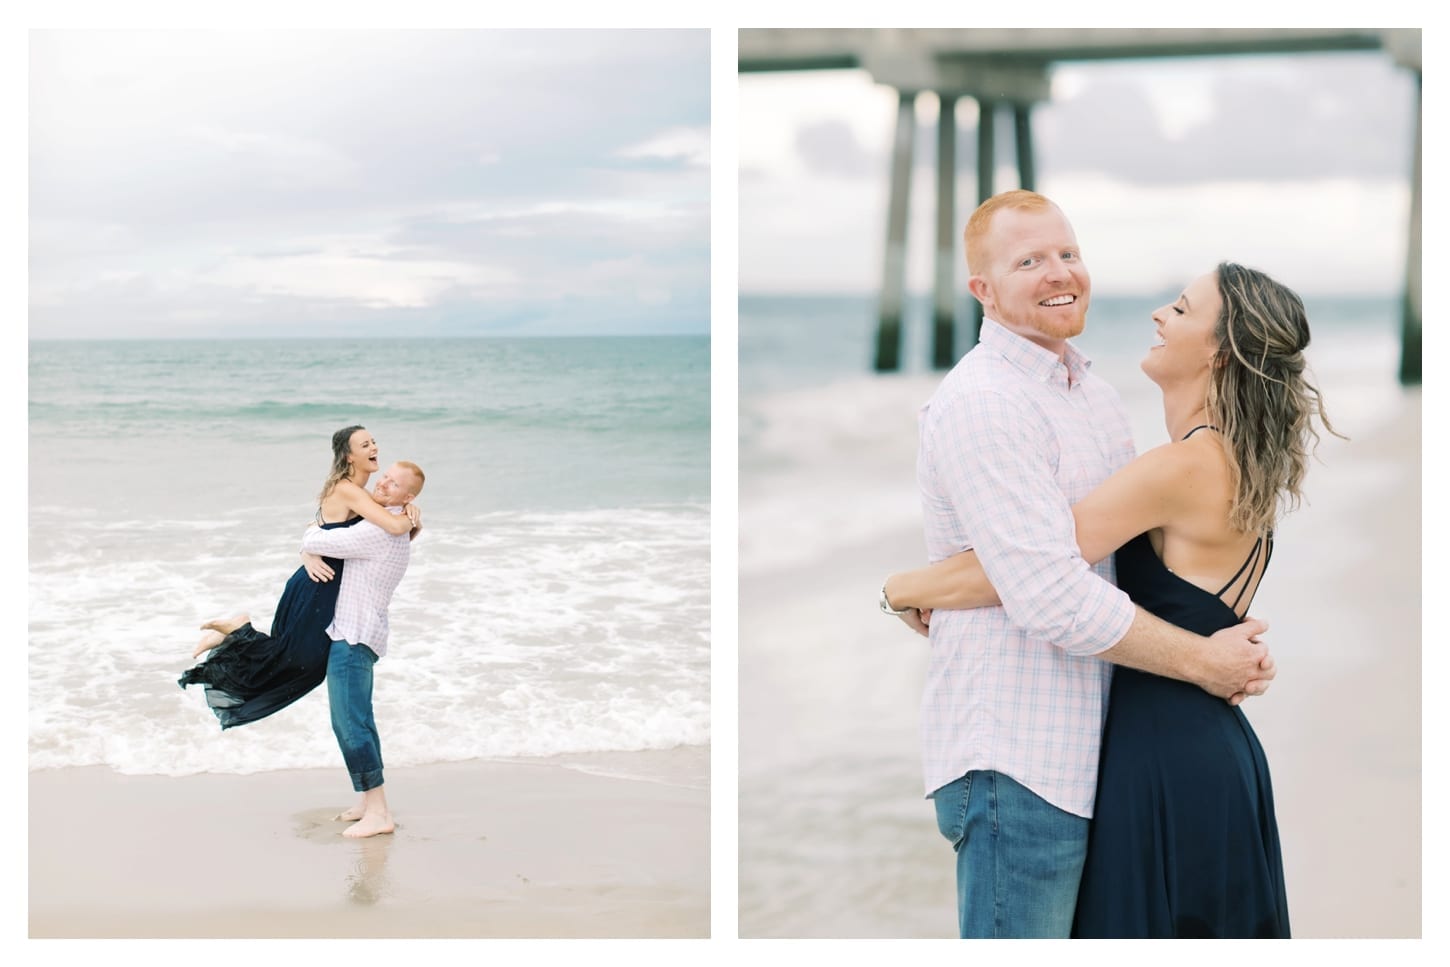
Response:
[28,747,709,939]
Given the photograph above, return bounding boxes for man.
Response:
[884,190,1273,937]
[299,460,425,840]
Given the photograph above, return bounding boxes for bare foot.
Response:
[192,629,226,659]
[200,613,249,636]
[335,797,367,822]
[342,812,395,839]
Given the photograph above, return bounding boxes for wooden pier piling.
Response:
[933,95,959,370]
[874,90,917,373]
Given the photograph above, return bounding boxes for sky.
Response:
[739,38,1420,299]
[28,29,710,339]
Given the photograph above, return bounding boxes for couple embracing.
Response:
[882,190,1338,938]
[180,425,426,839]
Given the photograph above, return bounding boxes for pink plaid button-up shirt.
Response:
[301,511,412,660]
[916,318,1138,818]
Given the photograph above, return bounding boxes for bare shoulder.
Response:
[1115,437,1225,510]
[1176,428,1234,474]
[1170,430,1237,507]
[319,478,365,519]
[1126,439,1200,483]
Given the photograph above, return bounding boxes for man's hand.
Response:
[1199,617,1272,705]
[896,607,931,638]
[301,551,335,583]
[1227,654,1276,707]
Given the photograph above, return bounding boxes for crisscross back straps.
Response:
[1215,532,1274,615]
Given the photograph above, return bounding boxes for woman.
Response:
[884,263,1337,938]
[179,424,421,729]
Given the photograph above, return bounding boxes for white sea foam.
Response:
[29,503,710,775]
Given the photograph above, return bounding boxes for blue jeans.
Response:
[931,770,1089,938]
[327,639,383,792]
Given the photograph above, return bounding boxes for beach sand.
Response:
[739,372,1422,938]
[28,746,709,939]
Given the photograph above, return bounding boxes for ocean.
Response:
[737,291,1417,937]
[739,292,1408,579]
[28,335,710,779]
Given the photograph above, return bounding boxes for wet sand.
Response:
[28,748,709,939]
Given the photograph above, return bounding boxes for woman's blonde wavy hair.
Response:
[318,424,367,504]
[1206,263,1343,534]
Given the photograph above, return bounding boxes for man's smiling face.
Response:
[371,464,419,508]
[970,205,1091,353]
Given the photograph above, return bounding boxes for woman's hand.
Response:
[301,551,335,583]
[405,503,422,540]
[897,607,932,638]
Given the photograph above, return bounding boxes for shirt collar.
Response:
[980,317,1094,385]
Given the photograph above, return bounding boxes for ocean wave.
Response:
[29,502,711,775]
[31,396,709,437]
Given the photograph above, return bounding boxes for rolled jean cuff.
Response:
[352,768,385,793]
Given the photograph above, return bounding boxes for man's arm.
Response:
[1105,608,1270,704]
[301,518,399,560]
[928,386,1135,654]
[929,388,1271,702]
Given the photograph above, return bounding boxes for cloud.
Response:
[184,124,362,188]
[795,119,878,178]
[614,126,710,167]
[28,29,709,338]
[200,244,518,309]
[774,53,1414,190]
[1038,54,1415,184]
[739,50,1418,295]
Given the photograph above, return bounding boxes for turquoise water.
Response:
[28,335,711,776]
[32,335,709,514]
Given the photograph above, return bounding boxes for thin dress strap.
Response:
[1181,424,1219,440]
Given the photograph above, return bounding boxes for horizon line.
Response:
[27,330,711,343]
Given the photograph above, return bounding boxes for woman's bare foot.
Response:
[342,811,395,839]
[200,613,249,636]
[335,796,368,822]
[192,629,226,659]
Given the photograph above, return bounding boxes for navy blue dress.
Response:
[1071,527,1290,938]
[178,515,362,729]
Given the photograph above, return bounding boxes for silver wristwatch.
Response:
[879,583,907,615]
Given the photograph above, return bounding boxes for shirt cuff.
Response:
[1059,580,1137,657]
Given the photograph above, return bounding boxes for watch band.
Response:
[879,583,908,615]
